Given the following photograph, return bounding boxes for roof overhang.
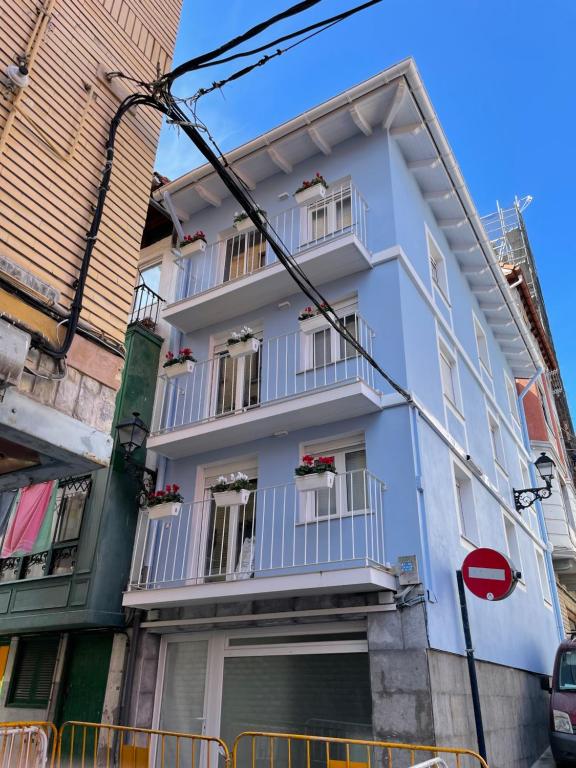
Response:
[156,58,540,376]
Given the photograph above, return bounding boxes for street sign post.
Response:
[457,548,520,764]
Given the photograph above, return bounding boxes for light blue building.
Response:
[124,59,560,767]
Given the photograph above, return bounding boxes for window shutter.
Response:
[8,636,59,708]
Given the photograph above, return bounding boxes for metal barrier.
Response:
[232,732,489,768]
[0,722,57,768]
[57,721,229,768]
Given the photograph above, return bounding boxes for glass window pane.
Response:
[313,329,331,368]
[335,194,352,231]
[216,354,237,415]
[345,450,367,511]
[139,263,161,294]
[310,204,327,240]
[440,354,455,403]
[159,640,208,752]
[559,651,576,691]
[339,314,358,360]
[242,349,261,408]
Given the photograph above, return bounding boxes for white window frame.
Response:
[426,229,450,304]
[537,384,554,433]
[300,180,352,247]
[300,298,359,371]
[452,463,479,544]
[473,315,492,377]
[505,374,519,424]
[439,342,459,409]
[502,511,523,582]
[487,409,507,473]
[208,325,263,419]
[534,547,552,605]
[298,432,367,522]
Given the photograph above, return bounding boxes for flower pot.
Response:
[227,337,260,359]
[162,359,195,379]
[234,213,265,232]
[295,471,336,492]
[298,314,331,334]
[213,489,251,506]
[294,184,327,205]
[147,502,182,520]
[179,239,206,258]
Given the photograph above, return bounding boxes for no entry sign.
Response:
[461,547,519,601]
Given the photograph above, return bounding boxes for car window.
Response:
[559,651,576,690]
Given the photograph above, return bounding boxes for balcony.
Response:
[148,315,385,458]
[124,469,394,608]
[163,183,371,333]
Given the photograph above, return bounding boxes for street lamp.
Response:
[116,412,149,456]
[115,411,156,503]
[513,452,556,512]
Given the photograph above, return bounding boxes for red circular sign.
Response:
[462,548,519,601]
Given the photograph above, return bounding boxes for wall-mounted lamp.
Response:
[115,411,157,503]
[513,452,556,512]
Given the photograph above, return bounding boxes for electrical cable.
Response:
[160,0,324,85]
[183,0,383,74]
[36,92,161,359]
[160,97,411,402]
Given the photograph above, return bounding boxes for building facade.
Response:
[501,262,576,632]
[0,0,181,489]
[123,60,562,767]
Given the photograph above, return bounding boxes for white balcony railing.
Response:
[174,183,368,301]
[154,314,378,434]
[129,469,387,591]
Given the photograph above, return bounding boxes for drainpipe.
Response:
[518,369,565,642]
[409,405,436,601]
[118,610,143,727]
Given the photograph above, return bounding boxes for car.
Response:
[550,636,576,766]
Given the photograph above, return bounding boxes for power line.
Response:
[161,96,412,402]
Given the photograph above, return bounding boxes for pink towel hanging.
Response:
[1,482,55,558]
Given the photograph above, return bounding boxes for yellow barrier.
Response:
[0,722,57,768]
[232,731,490,768]
[57,721,230,768]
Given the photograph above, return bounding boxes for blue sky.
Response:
[156,0,575,416]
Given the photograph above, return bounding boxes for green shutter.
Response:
[8,636,60,708]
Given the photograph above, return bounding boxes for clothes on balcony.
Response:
[1,481,55,557]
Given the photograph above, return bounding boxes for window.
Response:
[559,651,576,691]
[139,262,161,294]
[0,477,91,582]
[427,233,448,299]
[488,412,506,470]
[535,548,551,603]
[301,300,361,371]
[223,230,266,281]
[439,345,458,407]
[538,385,553,431]
[8,636,60,708]
[560,480,576,531]
[503,514,522,572]
[453,466,478,542]
[304,185,352,245]
[506,376,519,423]
[300,435,367,520]
[474,318,491,374]
[213,333,261,417]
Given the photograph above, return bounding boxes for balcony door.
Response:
[213,343,261,418]
[303,185,352,245]
[300,435,367,521]
[201,464,258,582]
[223,230,266,282]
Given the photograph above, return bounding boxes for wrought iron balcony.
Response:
[148,315,385,458]
[163,183,371,332]
[126,468,391,605]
